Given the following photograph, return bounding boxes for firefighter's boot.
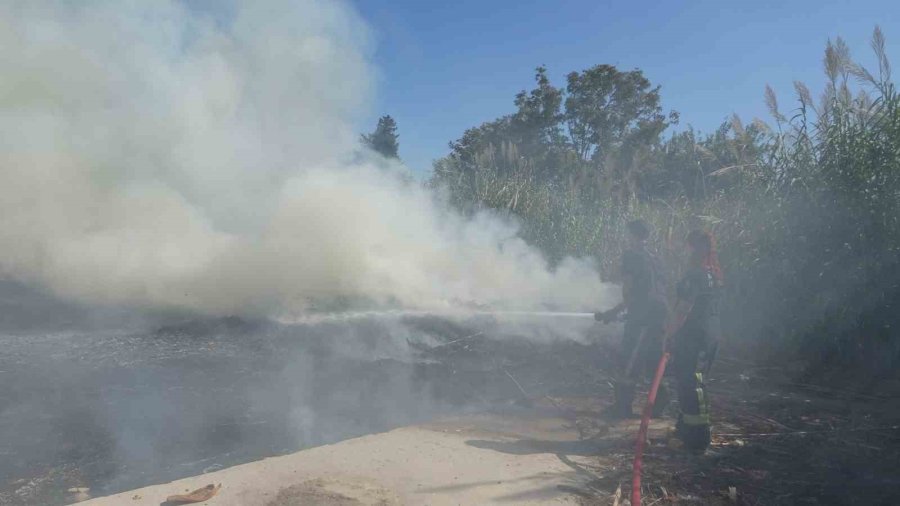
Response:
[677,372,711,453]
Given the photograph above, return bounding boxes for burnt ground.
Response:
[635,358,900,506]
[2,315,900,505]
[414,327,900,505]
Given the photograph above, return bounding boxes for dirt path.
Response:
[79,407,649,506]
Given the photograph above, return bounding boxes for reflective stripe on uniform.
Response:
[680,372,710,427]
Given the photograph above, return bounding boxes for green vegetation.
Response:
[362,115,401,159]
[429,28,900,373]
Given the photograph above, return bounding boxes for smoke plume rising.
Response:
[0,0,614,318]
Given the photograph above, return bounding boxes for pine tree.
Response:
[361,115,399,159]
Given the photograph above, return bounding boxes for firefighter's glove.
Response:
[594,310,613,323]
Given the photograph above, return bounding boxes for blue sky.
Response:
[351,0,899,174]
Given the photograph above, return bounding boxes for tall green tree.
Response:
[511,66,565,150]
[443,67,564,175]
[362,115,400,159]
[436,64,673,193]
[564,65,670,162]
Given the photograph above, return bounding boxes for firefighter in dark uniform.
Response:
[667,229,722,453]
[596,220,669,418]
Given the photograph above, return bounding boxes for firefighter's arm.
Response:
[595,272,632,322]
[595,302,625,322]
[621,270,634,309]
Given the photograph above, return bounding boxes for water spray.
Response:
[277,309,598,326]
[474,311,597,319]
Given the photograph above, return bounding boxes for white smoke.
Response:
[0,0,615,318]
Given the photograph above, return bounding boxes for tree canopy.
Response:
[362,115,400,159]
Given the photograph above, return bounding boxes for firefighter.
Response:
[667,229,723,453]
[595,219,669,418]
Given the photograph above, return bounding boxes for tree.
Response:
[511,66,565,151]
[564,65,670,162]
[436,64,675,196]
[362,115,400,159]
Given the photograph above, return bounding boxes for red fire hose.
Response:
[631,310,689,506]
[631,351,670,506]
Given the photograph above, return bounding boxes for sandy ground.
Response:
[78,406,656,506]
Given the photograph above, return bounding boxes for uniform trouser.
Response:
[671,326,712,450]
[614,304,668,416]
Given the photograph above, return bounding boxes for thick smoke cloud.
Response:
[0,0,615,318]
